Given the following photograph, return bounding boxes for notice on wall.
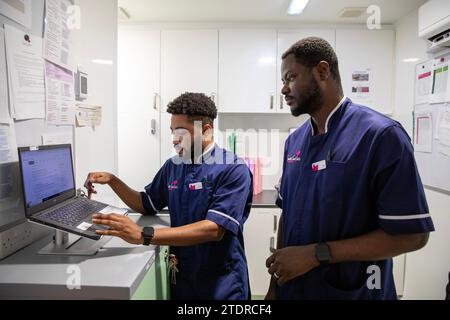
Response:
[414,111,433,153]
[4,24,45,120]
[430,56,450,104]
[415,61,433,106]
[437,107,450,157]
[0,123,18,164]
[42,131,73,146]
[0,28,10,123]
[43,0,74,71]
[75,104,102,127]
[351,69,371,102]
[45,60,75,125]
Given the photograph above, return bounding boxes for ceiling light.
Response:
[259,57,275,64]
[288,0,310,15]
[337,7,366,18]
[92,59,114,65]
[403,58,420,63]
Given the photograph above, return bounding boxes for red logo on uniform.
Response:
[168,180,179,191]
[312,164,319,172]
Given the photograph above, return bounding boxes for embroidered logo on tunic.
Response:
[287,150,301,163]
[168,180,179,191]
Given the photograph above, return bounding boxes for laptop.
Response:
[18,144,124,240]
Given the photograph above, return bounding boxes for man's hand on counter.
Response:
[92,213,144,245]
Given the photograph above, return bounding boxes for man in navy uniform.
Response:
[265,37,434,300]
[87,93,253,300]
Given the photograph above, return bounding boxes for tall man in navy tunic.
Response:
[265,37,435,300]
[86,93,253,300]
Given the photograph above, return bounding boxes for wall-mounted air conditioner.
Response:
[419,0,450,53]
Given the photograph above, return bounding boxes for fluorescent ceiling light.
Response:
[288,0,310,15]
[403,58,419,63]
[259,57,275,64]
[92,59,114,65]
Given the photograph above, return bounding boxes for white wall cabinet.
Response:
[219,29,277,113]
[118,27,161,190]
[277,29,336,113]
[161,30,219,109]
[336,29,395,115]
[244,208,281,296]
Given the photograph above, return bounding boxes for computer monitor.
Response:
[18,144,76,218]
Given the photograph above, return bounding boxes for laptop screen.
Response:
[18,144,76,216]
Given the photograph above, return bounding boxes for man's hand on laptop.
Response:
[92,213,143,245]
[85,172,114,199]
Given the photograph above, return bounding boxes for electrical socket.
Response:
[0,221,49,260]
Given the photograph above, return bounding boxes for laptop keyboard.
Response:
[39,198,107,227]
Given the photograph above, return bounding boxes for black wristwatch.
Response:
[142,226,154,246]
[315,243,331,267]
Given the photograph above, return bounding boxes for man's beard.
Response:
[291,79,323,117]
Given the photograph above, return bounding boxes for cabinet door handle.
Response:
[273,215,278,233]
[270,94,274,110]
[270,237,275,253]
[280,95,284,110]
[150,119,157,135]
[153,93,160,110]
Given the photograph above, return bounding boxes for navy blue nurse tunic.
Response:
[140,144,253,300]
[276,97,435,300]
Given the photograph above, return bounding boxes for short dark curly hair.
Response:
[167,92,217,126]
[282,37,342,84]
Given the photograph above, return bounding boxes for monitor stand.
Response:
[38,230,111,256]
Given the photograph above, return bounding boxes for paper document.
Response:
[42,131,73,146]
[45,61,75,125]
[438,108,450,157]
[4,24,45,120]
[0,0,32,29]
[430,56,450,104]
[351,69,371,102]
[414,111,433,153]
[75,104,102,127]
[415,61,433,105]
[43,0,74,70]
[0,29,10,123]
[0,123,18,164]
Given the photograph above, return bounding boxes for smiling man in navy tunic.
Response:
[86,92,253,300]
[265,37,435,300]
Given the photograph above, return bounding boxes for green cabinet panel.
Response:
[132,247,170,300]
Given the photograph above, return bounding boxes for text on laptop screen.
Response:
[20,146,75,208]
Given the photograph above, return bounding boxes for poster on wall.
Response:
[437,107,450,157]
[415,60,433,106]
[0,28,10,123]
[430,55,450,104]
[351,69,371,102]
[45,60,75,126]
[0,122,18,164]
[4,24,45,120]
[43,0,74,71]
[0,0,32,30]
[414,110,433,153]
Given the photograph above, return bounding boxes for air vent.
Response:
[118,7,130,21]
[337,7,366,18]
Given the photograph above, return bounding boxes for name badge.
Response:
[312,160,327,172]
[189,182,203,191]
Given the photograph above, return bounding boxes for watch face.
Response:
[316,244,331,261]
[143,227,154,237]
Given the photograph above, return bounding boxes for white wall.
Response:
[73,0,119,204]
[393,9,450,300]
